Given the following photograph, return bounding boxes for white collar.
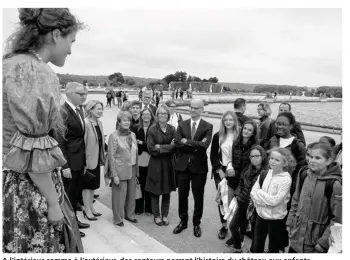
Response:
[190,118,201,125]
[66,100,78,111]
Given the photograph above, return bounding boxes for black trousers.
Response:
[213,173,226,224]
[135,166,152,214]
[229,202,249,249]
[253,214,286,253]
[177,170,207,225]
[62,169,84,214]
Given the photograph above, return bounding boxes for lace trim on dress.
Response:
[3,131,67,174]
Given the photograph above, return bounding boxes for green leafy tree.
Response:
[174,71,188,82]
[208,77,219,83]
[187,75,193,82]
[163,74,177,84]
[108,72,124,87]
[125,77,136,86]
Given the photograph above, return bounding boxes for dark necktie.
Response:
[191,122,196,140]
[75,107,84,128]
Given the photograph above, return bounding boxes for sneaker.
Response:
[225,237,233,247]
[218,227,228,240]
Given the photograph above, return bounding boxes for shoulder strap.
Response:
[259,169,268,188]
[325,178,341,201]
[298,167,308,193]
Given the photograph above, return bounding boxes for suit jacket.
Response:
[174,118,213,173]
[84,118,106,170]
[142,103,157,116]
[107,130,139,180]
[56,102,86,171]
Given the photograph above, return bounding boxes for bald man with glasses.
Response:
[173,99,213,238]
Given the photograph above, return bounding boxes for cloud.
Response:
[2,8,342,87]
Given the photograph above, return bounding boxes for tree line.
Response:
[57,72,342,97]
[254,85,342,98]
[162,71,219,84]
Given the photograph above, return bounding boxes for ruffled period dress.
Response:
[2,54,83,253]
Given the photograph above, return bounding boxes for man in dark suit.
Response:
[233,98,250,127]
[141,90,157,116]
[57,82,90,237]
[266,102,306,145]
[173,99,213,238]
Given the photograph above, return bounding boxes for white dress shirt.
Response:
[169,113,179,130]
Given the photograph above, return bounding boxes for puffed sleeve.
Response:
[3,59,67,174]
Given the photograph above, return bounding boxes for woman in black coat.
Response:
[134,107,155,215]
[145,104,177,226]
[228,120,259,190]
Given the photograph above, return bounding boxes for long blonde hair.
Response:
[218,110,239,145]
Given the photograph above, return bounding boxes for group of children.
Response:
[211,109,342,253]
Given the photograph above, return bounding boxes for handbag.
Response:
[135,177,142,199]
[83,169,95,182]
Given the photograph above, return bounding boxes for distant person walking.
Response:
[116,90,122,107]
[106,91,112,107]
[179,89,184,100]
[138,90,143,101]
[155,92,160,107]
[111,88,116,106]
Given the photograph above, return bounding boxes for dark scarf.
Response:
[117,125,132,149]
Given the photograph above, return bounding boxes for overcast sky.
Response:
[2,8,342,87]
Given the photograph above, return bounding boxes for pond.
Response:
[61,93,342,128]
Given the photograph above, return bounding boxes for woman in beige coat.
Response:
[107,111,139,226]
[83,100,106,220]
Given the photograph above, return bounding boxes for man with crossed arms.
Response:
[173,99,213,238]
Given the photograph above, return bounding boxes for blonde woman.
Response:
[210,110,239,240]
[83,100,106,220]
[107,111,139,226]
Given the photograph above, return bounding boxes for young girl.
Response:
[228,145,269,253]
[319,136,336,148]
[210,110,240,240]
[286,143,342,253]
[265,112,305,200]
[225,120,258,246]
[250,148,295,253]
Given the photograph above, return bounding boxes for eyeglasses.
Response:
[250,155,261,159]
[158,112,168,116]
[74,92,87,97]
